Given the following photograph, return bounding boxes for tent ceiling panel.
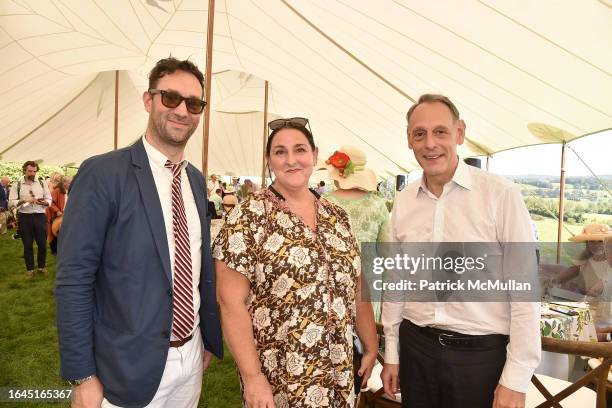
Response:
[0,0,610,178]
[0,73,97,152]
[18,32,109,56]
[0,15,68,39]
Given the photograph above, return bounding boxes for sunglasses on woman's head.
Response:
[148,89,207,114]
[268,117,309,131]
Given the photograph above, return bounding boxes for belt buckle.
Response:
[438,333,454,347]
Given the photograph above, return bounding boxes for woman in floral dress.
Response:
[214,118,378,408]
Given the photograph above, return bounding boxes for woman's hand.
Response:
[243,373,275,408]
[357,350,378,388]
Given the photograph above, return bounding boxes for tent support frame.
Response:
[202,0,216,176]
[261,80,269,189]
[556,142,567,263]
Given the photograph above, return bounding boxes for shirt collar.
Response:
[142,135,187,171]
[415,157,472,197]
[21,176,36,185]
[452,159,472,190]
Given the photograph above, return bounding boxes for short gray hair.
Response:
[406,94,460,127]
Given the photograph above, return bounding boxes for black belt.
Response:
[169,334,193,348]
[406,320,508,349]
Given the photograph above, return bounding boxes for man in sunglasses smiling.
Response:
[56,57,222,408]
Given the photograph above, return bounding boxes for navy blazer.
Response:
[55,140,223,408]
[0,184,8,210]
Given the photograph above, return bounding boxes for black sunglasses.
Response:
[148,89,207,114]
[268,117,309,131]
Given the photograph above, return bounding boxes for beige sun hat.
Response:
[324,145,377,192]
[222,194,238,206]
[568,223,612,242]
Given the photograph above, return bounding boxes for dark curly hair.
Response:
[22,161,39,172]
[148,57,204,91]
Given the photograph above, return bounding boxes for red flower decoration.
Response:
[327,151,350,169]
[326,151,356,177]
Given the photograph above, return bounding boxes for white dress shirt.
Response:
[382,160,541,393]
[143,136,202,340]
[9,176,52,214]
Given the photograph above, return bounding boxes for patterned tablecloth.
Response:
[540,302,598,342]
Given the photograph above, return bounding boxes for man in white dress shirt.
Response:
[381,94,540,408]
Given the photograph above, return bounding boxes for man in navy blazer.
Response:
[56,57,222,408]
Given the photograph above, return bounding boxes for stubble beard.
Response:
[150,114,197,148]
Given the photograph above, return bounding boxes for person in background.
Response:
[231,176,241,192]
[0,176,10,234]
[47,172,62,191]
[9,161,52,277]
[595,237,612,342]
[316,180,327,195]
[210,187,223,216]
[238,178,256,201]
[214,117,377,407]
[323,145,390,321]
[207,174,220,196]
[220,192,238,218]
[47,175,68,255]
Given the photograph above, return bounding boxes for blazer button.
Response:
[161,330,169,338]
[167,289,172,297]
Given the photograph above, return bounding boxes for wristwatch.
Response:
[67,375,95,387]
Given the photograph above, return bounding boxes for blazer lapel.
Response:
[131,140,172,283]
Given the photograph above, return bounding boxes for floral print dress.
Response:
[213,188,361,408]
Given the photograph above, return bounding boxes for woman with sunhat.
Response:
[556,223,612,336]
[323,146,391,320]
[558,223,612,296]
[323,145,390,245]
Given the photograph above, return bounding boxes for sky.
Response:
[485,129,611,177]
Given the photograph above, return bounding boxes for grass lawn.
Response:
[0,232,241,407]
[532,216,584,243]
[532,217,598,264]
[582,212,612,223]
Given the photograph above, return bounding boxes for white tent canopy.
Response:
[1,0,611,177]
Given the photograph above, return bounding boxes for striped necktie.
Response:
[165,160,194,340]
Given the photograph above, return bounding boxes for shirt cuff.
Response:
[499,360,536,393]
[384,338,400,364]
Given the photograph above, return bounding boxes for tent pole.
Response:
[556,142,567,263]
[486,155,490,171]
[202,0,216,176]
[260,80,269,189]
[114,70,119,150]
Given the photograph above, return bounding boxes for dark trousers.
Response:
[19,213,47,270]
[49,237,58,254]
[399,319,506,408]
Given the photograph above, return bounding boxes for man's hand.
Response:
[357,351,378,389]
[202,349,213,372]
[381,363,400,400]
[243,372,275,408]
[492,384,525,408]
[71,376,103,408]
